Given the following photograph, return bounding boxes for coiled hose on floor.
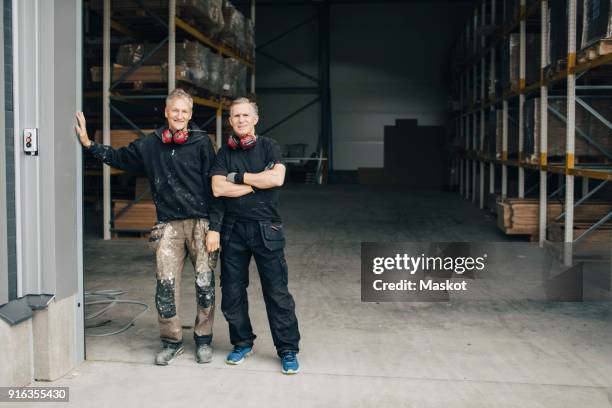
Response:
[84,289,149,337]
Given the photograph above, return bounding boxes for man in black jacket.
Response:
[211,97,301,375]
[75,88,222,365]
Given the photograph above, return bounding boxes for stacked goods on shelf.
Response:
[497,198,563,236]
[548,1,584,71]
[90,64,165,83]
[524,98,612,159]
[90,40,248,96]
[495,106,519,158]
[581,0,612,49]
[245,19,255,61]
[176,40,217,91]
[114,176,156,233]
[485,110,498,158]
[504,33,541,91]
[525,33,541,86]
[208,53,224,94]
[220,1,247,56]
[93,129,154,147]
[116,43,167,66]
[498,198,612,239]
[177,0,225,38]
[523,98,537,162]
[548,202,612,242]
[113,200,157,231]
[500,34,516,91]
[222,57,247,97]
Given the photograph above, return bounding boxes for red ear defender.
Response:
[162,128,189,144]
[162,128,173,144]
[227,134,240,150]
[228,134,257,150]
[172,129,189,144]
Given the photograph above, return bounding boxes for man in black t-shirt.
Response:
[75,89,221,366]
[211,97,301,375]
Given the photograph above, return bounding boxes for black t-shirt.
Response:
[210,136,283,222]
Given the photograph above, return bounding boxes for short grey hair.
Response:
[166,88,193,109]
[230,97,258,116]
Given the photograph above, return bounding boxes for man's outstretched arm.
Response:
[75,111,145,173]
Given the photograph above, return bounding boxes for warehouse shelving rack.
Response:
[452,0,612,265]
[89,0,256,239]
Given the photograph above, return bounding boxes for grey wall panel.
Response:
[52,0,79,299]
[0,0,7,305]
[3,0,15,301]
[14,0,80,299]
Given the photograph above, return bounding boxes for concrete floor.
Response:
[22,186,612,407]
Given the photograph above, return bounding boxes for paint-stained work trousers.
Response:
[149,218,216,346]
[220,220,300,355]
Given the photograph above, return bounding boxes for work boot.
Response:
[196,343,213,364]
[155,342,184,366]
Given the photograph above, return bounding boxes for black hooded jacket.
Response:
[88,124,223,231]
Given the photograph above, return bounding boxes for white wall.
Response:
[256,1,469,170]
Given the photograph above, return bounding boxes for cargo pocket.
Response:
[148,222,167,252]
[279,256,288,285]
[260,222,286,251]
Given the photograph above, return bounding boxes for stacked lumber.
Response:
[90,65,166,83]
[548,202,612,243]
[497,198,563,236]
[549,220,612,243]
[498,198,612,240]
[113,200,157,231]
[93,129,154,147]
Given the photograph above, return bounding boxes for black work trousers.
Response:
[220,220,300,355]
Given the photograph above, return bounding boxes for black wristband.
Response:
[235,172,245,184]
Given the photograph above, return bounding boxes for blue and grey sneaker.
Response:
[280,351,299,375]
[225,345,253,365]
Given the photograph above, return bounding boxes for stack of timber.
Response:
[497,198,563,238]
[498,198,612,241]
[113,178,156,234]
[113,199,157,233]
[548,202,612,243]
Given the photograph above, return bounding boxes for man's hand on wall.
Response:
[75,111,93,148]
